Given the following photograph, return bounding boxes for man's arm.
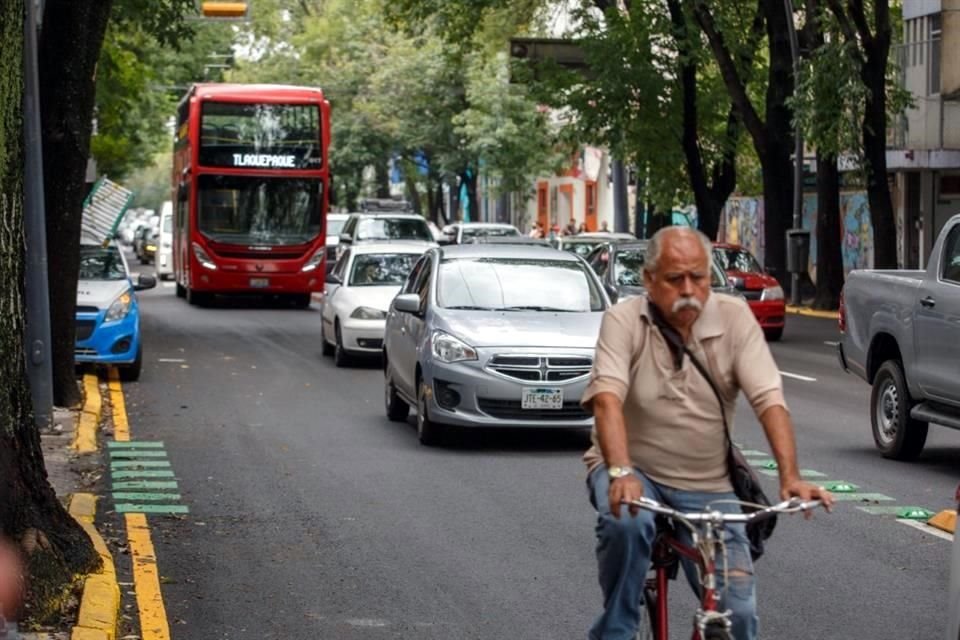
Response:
[593,392,645,518]
[759,405,834,511]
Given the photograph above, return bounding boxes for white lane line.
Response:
[896,518,954,542]
[823,340,839,347]
[779,370,818,382]
[162,282,175,288]
[157,358,186,363]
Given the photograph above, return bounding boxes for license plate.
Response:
[521,387,563,410]
[249,277,270,288]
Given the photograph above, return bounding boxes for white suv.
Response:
[335,213,436,260]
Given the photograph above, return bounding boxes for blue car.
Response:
[75,243,156,381]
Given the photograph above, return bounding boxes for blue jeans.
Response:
[587,466,758,640]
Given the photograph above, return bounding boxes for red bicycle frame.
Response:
[644,519,724,640]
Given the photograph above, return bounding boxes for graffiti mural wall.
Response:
[719,192,874,282]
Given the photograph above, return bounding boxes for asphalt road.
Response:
[119,264,958,639]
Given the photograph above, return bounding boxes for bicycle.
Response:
[626,496,823,640]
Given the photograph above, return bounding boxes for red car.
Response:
[713,243,785,341]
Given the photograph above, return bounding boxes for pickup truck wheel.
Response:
[871,360,928,460]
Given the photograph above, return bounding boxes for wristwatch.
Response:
[607,465,634,480]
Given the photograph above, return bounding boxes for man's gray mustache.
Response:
[672,297,703,313]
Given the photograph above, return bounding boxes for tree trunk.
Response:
[813,151,844,309]
[404,174,422,215]
[460,169,479,223]
[760,0,797,281]
[862,40,897,268]
[2,0,99,624]
[374,158,391,199]
[39,0,113,407]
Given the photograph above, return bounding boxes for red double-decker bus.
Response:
[172,84,331,307]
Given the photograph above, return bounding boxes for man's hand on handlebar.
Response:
[609,474,645,518]
[780,478,834,518]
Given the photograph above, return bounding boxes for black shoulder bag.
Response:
[648,304,776,561]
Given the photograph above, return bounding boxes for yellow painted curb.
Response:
[69,491,119,640]
[785,305,839,320]
[928,509,957,534]
[73,373,102,454]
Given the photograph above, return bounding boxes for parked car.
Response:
[839,214,960,459]
[585,240,740,304]
[464,236,554,247]
[439,222,520,245]
[949,483,960,640]
[553,231,636,257]
[325,213,350,273]
[321,242,428,366]
[133,225,157,265]
[383,244,609,445]
[76,242,156,381]
[155,201,174,280]
[713,243,786,340]
[336,212,436,260]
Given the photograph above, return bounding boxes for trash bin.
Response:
[786,228,810,274]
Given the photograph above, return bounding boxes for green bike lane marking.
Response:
[744,452,947,530]
[108,442,189,515]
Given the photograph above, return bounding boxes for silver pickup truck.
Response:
[839,214,960,460]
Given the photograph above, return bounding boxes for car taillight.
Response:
[954,483,960,508]
[838,289,846,333]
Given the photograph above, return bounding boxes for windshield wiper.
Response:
[499,305,576,312]
[444,305,495,310]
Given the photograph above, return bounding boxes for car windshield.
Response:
[614,248,647,286]
[461,226,519,240]
[356,218,433,242]
[349,253,420,287]
[79,247,126,281]
[438,258,604,312]
[197,175,322,246]
[328,217,347,237]
[714,247,763,273]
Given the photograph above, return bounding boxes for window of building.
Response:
[930,13,941,94]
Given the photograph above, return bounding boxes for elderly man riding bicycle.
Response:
[581,226,834,640]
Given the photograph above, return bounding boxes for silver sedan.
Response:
[382,244,609,445]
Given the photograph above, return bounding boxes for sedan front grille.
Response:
[486,354,592,383]
[477,398,591,421]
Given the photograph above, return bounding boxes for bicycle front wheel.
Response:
[636,592,658,640]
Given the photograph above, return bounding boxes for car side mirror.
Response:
[394,293,421,315]
[325,273,342,286]
[437,235,455,246]
[135,274,157,291]
[339,233,352,244]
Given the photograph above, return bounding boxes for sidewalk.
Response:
[14,375,121,640]
[785,304,839,320]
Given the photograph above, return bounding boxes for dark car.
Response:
[585,240,740,303]
[133,226,157,265]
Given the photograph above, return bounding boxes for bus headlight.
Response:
[105,291,133,322]
[301,249,325,272]
[192,242,217,270]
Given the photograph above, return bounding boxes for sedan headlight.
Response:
[761,285,784,301]
[432,331,477,363]
[350,306,386,320]
[105,291,133,322]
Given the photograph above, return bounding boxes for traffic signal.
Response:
[200,2,249,18]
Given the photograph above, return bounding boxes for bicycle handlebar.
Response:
[625,496,823,526]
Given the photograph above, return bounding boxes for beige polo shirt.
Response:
[581,294,786,492]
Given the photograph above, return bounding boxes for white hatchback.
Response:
[155,201,174,280]
[321,242,429,366]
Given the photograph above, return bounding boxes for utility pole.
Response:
[23,0,53,428]
[612,159,629,234]
[785,0,805,306]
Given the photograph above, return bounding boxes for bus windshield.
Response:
[197,175,322,246]
[199,102,322,169]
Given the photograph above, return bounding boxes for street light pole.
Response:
[612,159,629,234]
[784,0,804,306]
[23,0,54,428]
